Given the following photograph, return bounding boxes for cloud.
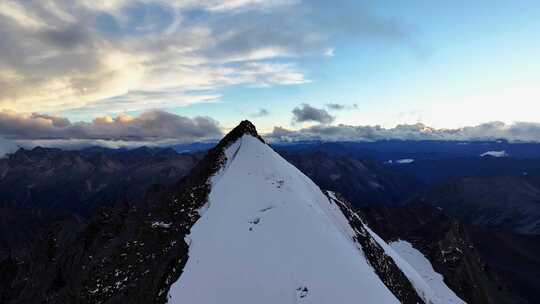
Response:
[326,103,345,110]
[251,108,270,118]
[0,110,222,142]
[324,48,335,57]
[325,103,359,110]
[199,0,410,62]
[0,137,18,158]
[292,103,334,124]
[267,121,540,143]
[269,126,296,138]
[0,0,410,115]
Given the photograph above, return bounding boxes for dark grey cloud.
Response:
[39,26,92,49]
[292,103,334,124]
[270,126,296,138]
[268,121,540,143]
[0,110,222,141]
[251,108,270,118]
[30,113,71,127]
[199,0,411,61]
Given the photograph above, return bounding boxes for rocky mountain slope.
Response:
[281,151,422,207]
[421,176,540,234]
[0,147,200,216]
[362,203,540,304]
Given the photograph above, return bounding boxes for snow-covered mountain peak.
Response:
[168,134,397,302]
[165,130,445,304]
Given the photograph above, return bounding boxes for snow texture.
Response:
[386,159,415,164]
[365,228,465,303]
[480,150,508,157]
[390,240,466,304]
[167,135,400,304]
[395,159,415,164]
[151,221,172,229]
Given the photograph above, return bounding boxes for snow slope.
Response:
[167,135,400,303]
[386,159,415,164]
[480,150,508,157]
[390,241,466,304]
[396,158,415,164]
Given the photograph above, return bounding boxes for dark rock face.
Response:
[0,146,201,217]
[362,203,540,304]
[0,146,202,303]
[281,151,422,207]
[0,206,82,303]
[0,207,56,260]
[327,192,424,304]
[421,175,540,234]
[1,120,264,304]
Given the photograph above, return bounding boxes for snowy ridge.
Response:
[327,193,464,304]
[364,226,435,303]
[480,150,508,157]
[390,241,466,304]
[327,193,465,304]
[166,133,463,303]
[167,135,401,303]
[365,227,465,304]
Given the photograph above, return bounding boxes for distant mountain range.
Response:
[420,175,540,234]
[280,150,422,207]
[0,146,200,216]
[272,140,540,160]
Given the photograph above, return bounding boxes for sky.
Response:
[0,0,539,148]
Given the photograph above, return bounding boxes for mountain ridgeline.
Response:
[0,146,200,216]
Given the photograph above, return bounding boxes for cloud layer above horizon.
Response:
[0,110,222,141]
[269,121,540,143]
[2,110,540,152]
